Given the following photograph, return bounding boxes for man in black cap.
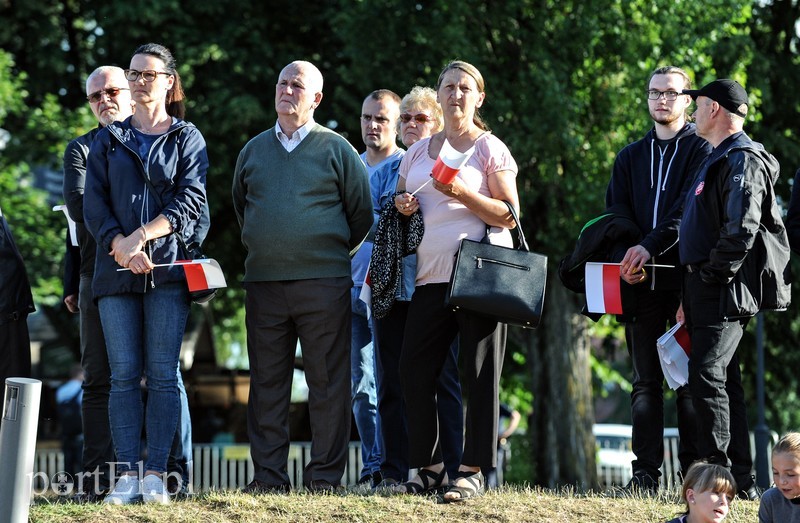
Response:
[678,79,791,499]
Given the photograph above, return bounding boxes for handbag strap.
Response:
[482,201,529,252]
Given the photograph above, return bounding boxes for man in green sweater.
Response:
[232,60,373,494]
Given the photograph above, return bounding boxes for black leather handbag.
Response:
[446,201,547,329]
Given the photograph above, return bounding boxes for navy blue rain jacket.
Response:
[84,116,208,299]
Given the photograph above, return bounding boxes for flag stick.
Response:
[601,262,675,268]
[116,260,206,271]
[410,178,432,196]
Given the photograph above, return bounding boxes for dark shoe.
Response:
[305,479,338,494]
[443,470,485,503]
[373,477,400,494]
[736,477,760,500]
[349,473,376,494]
[371,470,383,488]
[610,471,659,497]
[394,466,448,495]
[242,479,291,495]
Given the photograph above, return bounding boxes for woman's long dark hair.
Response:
[132,43,186,118]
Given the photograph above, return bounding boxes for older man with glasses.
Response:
[62,66,135,502]
[605,66,709,495]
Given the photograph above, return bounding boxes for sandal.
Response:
[443,470,484,503]
[394,467,448,495]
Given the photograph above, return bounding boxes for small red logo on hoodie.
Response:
[695,181,704,196]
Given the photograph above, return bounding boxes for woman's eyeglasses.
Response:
[87,87,129,103]
[124,69,172,82]
[400,113,433,124]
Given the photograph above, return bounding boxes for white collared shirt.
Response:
[275,118,316,152]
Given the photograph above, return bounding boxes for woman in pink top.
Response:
[393,60,520,501]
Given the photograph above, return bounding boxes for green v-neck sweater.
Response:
[232,124,373,282]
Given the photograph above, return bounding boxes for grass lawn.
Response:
[28,485,760,523]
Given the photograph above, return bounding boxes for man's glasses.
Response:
[399,113,432,124]
[124,69,171,82]
[87,87,129,103]
[647,90,683,101]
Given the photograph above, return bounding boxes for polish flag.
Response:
[175,259,227,292]
[584,262,623,315]
[359,270,372,320]
[431,139,475,184]
[656,323,692,389]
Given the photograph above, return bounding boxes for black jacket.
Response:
[558,205,642,293]
[63,126,101,276]
[0,208,35,322]
[606,123,710,290]
[84,117,208,299]
[681,132,791,318]
[64,125,210,279]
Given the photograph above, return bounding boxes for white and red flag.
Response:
[656,322,692,389]
[584,262,623,315]
[175,259,227,292]
[359,270,373,320]
[431,139,475,184]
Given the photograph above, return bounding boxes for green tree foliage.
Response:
[4,0,800,484]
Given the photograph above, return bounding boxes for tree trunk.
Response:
[529,275,597,489]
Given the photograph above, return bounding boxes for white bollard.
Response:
[0,378,42,523]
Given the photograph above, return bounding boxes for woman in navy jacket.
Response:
[84,43,207,505]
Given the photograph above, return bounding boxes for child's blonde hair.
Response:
[680,461,736,513]
[773,432,800,461]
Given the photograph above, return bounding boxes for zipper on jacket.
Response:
[110,124,183,292]
[474,256,530,271]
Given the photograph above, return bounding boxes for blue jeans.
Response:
[167,368,192,485]
[351,286,381,478]
[99,283,190,474]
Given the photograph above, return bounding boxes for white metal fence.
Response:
[33,431,778,493]
[34,442,364,493]
[595,429,779,490]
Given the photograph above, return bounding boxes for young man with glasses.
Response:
[605,66,709,495]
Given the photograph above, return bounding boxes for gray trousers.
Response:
[244,277,352,488]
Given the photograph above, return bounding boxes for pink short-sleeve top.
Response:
[399,132,518,286]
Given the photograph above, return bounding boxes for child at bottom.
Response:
[759,432,800,523]
[666,461,735,523]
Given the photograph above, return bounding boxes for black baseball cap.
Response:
[683,79,748,118]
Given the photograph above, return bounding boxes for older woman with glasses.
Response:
[84,43,208,504]
[368,87,464,491]
[392,61,519,501]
